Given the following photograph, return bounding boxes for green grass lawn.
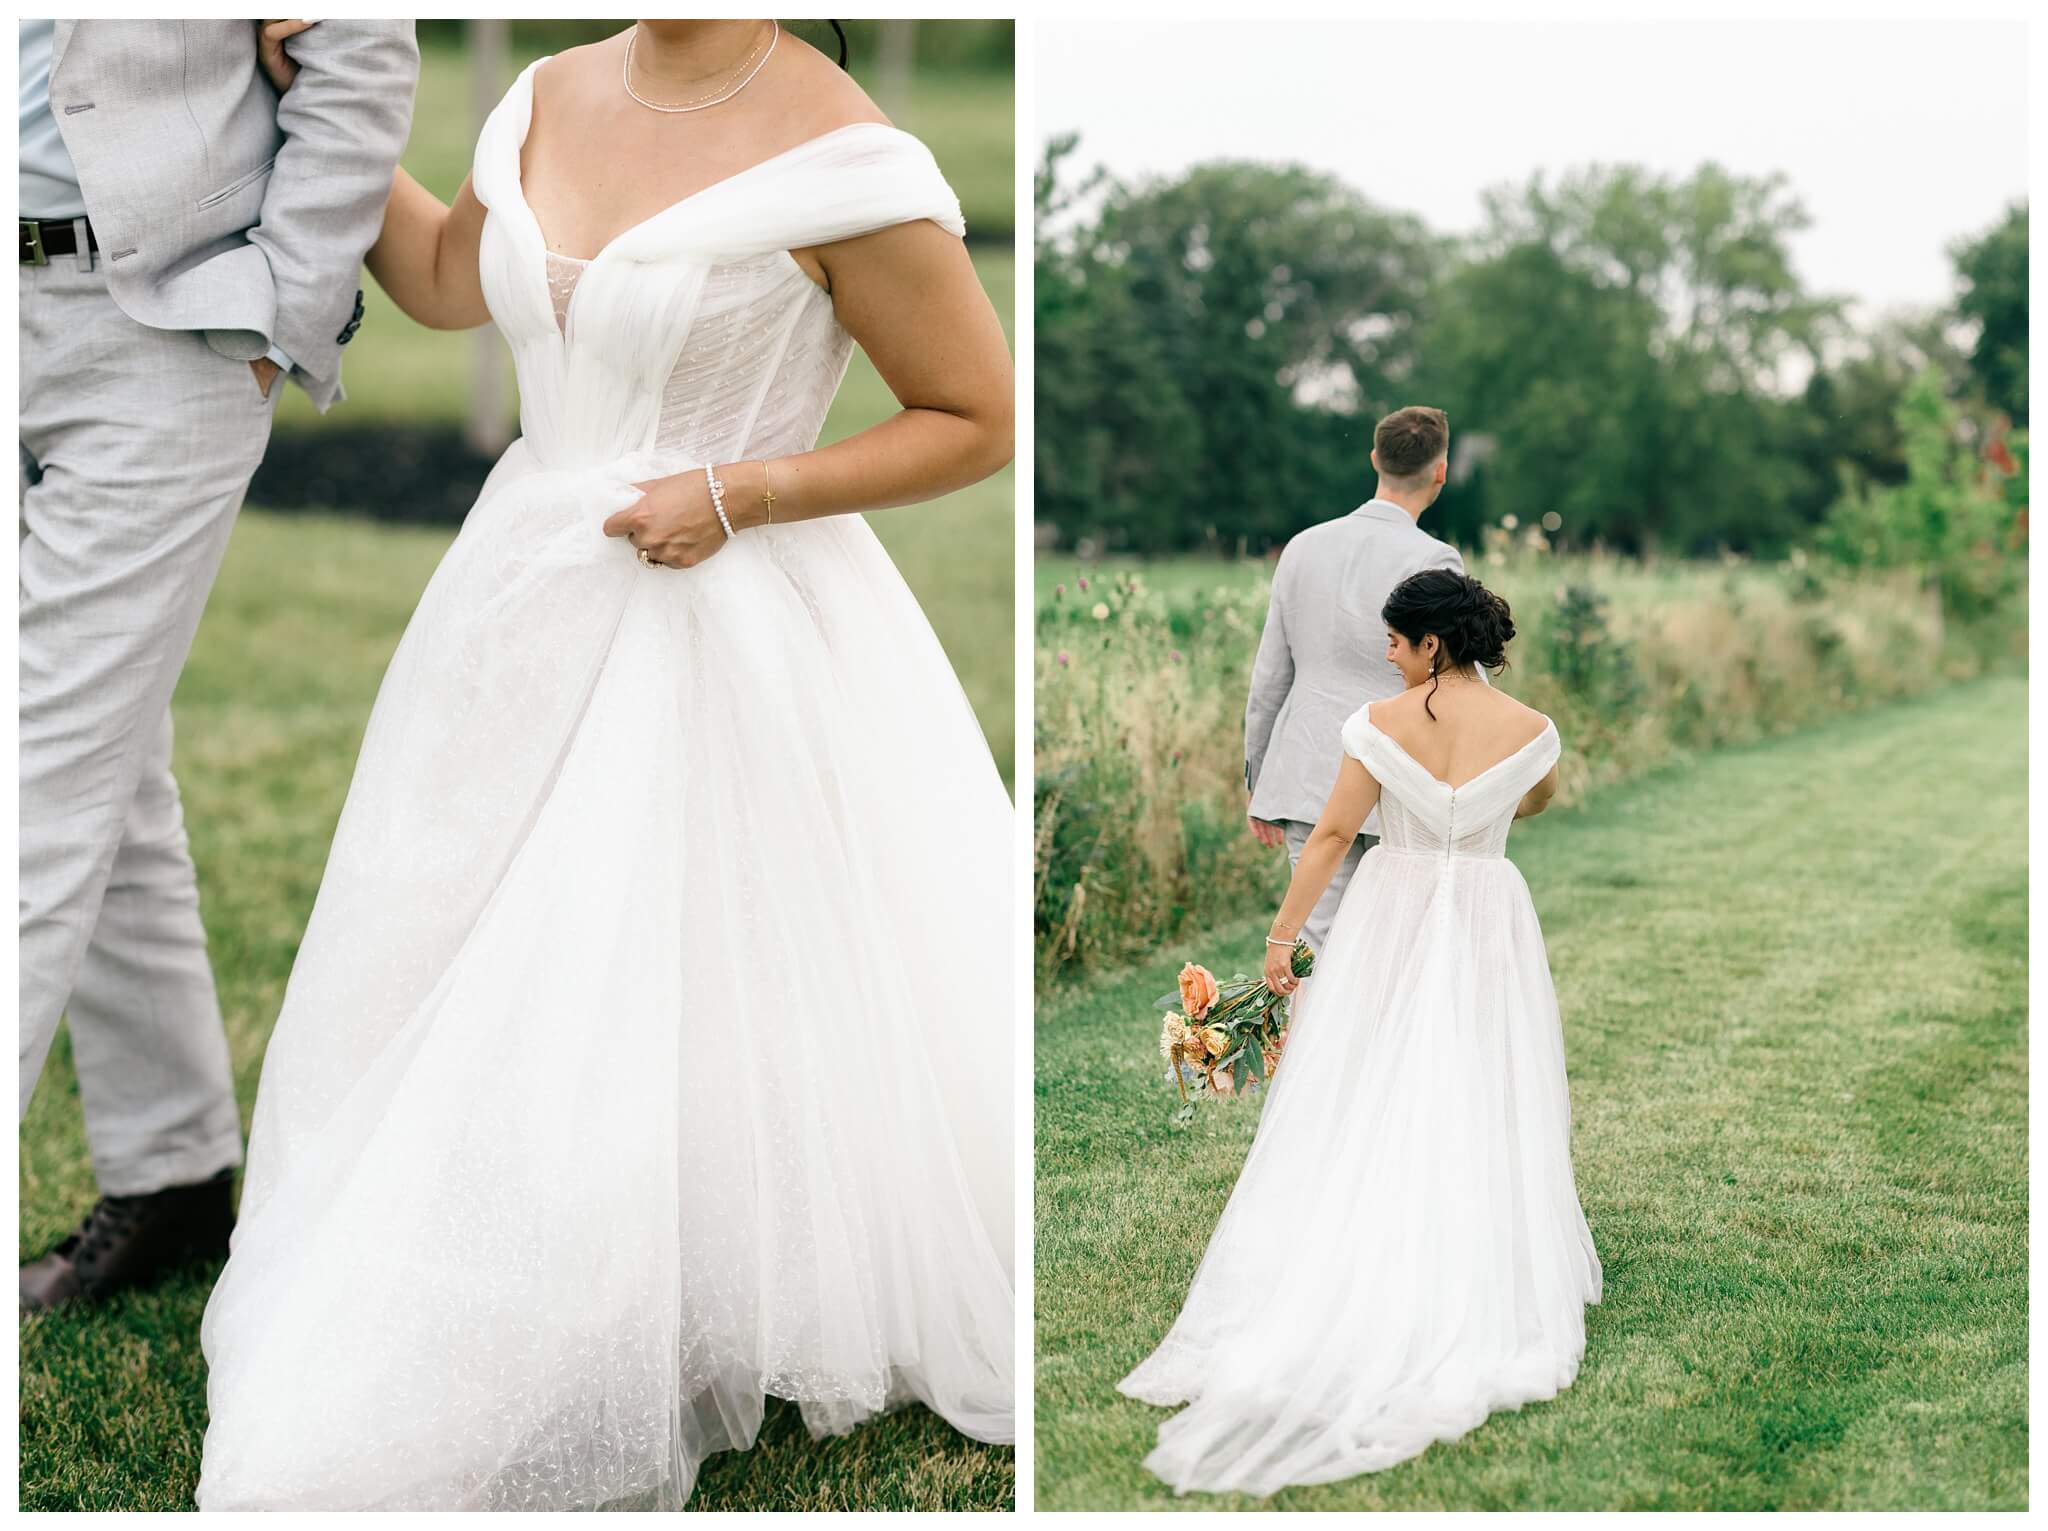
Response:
[17,511,1014,1511]
[1035,674,2028,1511]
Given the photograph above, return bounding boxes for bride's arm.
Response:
[1263,758,1381,992]
[363,170,493,331]
[605,219,1013,566]
[256,23,490,333]
[1515,761,1560,819]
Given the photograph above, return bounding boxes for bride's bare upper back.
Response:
[1368,683,1551,791]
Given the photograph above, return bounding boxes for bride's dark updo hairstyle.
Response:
[1381,568,1516,720]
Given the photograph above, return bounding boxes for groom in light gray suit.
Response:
[18,19,417,1310]
[1244,406,1471,957]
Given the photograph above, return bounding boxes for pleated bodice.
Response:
[1339,707,1560,862]
[472,57,965,473]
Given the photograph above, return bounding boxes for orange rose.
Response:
[1178,962,1221,1021]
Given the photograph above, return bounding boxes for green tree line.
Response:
[1036,139,2026,557]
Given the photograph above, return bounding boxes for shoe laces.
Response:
[68,1194,149,1266]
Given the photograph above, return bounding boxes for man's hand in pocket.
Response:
[250,357,282,399]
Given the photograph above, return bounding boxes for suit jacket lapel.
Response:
[50,19,77,83]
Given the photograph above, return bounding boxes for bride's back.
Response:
[1343,682,1559,863]
[1368,681,1551,792]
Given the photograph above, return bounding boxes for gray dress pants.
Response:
[18,243,274,1194]
[1281,820,1379,963]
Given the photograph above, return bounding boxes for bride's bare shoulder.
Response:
[775,30,892,134]
[1485,691,1551,740]
[1495,700,1555,760]
[1368,688,1435,741]
[531,39,618,111]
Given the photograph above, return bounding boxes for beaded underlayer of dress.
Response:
[545,250,586,334]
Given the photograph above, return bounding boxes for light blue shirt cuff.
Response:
[262,343,295,374]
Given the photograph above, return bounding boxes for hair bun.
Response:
[1452,582,1514,670]
[1380,567,1516,675]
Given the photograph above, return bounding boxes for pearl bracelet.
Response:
[705,465,735,539]
[1265,934,1297,948]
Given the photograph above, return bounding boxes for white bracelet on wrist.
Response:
[705,465,735,539]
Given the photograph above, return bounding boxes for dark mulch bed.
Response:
[250,425,497,524]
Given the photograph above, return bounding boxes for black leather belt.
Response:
[21,216,97,266]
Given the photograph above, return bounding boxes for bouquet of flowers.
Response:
[1155,942,1314,1125]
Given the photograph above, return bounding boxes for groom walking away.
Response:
[18,19,417,1310]
[1243,405,1471,958]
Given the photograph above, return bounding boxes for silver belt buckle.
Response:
[21,220,49,267]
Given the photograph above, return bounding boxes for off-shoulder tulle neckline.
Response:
[1359,708,1556,794]
[507,56,914,267]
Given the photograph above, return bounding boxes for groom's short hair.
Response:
[1374,406,1450,484]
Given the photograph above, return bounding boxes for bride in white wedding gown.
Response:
[1120,570,1601,1497]
[197,22,1013,1511]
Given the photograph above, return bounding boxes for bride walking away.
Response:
[1120,569,1601,1496]
[195,18,1014,1510]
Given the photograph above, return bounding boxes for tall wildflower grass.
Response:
[1035,535,2021,983]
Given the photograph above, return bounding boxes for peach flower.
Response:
[1178,962,1221,1021]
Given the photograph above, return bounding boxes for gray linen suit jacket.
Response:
[47,19,418,411]
[1244,500,1471,835]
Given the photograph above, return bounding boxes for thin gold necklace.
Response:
[622,21,779,114]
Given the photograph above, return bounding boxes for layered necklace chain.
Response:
[622,20,780,114]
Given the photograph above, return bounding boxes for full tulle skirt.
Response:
[1118,844,1599,1497]
[196,442,1014,1510]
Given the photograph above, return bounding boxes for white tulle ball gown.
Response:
[196,61,1013,1511]
[1119,704,1601,1496]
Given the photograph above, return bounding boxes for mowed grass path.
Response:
[1035,674,2027,1511]
[18,510,1013,1511]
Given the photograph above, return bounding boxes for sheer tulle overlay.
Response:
[1118,708,1599,1497]
[197,61,1012,1511]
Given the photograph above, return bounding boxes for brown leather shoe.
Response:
[19,1168,236,1313]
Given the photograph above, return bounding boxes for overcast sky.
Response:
[1038,18,2028,320]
